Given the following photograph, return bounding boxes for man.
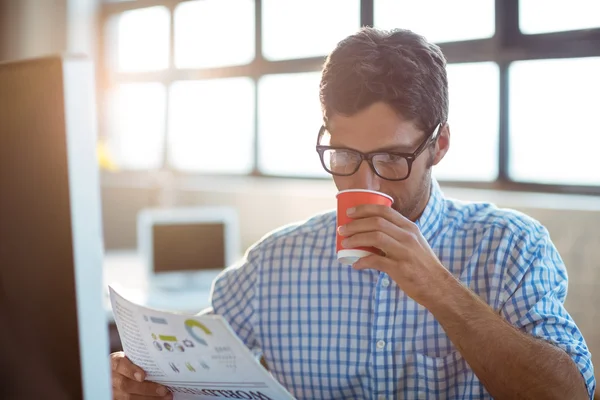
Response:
[110,27,595,399]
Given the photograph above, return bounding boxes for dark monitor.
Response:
[153,223,226,273]
[138,207,240,290]
[0,55,112,399]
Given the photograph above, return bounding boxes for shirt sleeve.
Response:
[500,226,596,399]
[210,247,262,357]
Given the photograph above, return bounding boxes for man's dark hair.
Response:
[320,27,448,133]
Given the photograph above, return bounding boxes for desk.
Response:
[103,251,213,351]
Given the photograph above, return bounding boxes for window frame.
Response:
[98,0,600,196]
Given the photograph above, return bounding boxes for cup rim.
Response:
[335,189,394,203]
[337,249,373,265]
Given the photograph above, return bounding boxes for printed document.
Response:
[109,286,295,400]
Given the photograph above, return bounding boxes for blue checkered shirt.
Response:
[211,179,596,399]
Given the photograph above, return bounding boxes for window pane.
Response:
[509,57,600,185]
[106,83,166,169]
[433,62,499,181]
[175,0,255,68]
[111,6,170,72]
[520,0,600,34]
[258,72,328,177]
[375,0,495,43]
[262,0,360,61]
[168,78,254,173]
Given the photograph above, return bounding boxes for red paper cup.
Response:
[336,189,394,265]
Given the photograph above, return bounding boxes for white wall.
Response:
[66,0,99,58]
[0,0,98,62]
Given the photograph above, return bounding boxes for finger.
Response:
[112,374,171,397]
[348,204,416,230]
[113,389,173,400]
[341,231,405,260]
[111,352,145,382]
[339,216,399,238]
[114,392,172,400]
[341,215,421,252]
[353,253,395,272]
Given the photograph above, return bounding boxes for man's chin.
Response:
[392,203,412,219]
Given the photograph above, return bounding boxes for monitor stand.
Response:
[150,269,224,291]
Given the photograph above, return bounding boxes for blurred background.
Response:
[0,0,599,379]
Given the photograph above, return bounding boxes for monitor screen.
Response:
[153,223,226,273]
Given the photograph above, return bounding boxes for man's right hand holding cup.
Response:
[110,352,172,399]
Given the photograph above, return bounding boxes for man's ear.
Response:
[432,123,450,166]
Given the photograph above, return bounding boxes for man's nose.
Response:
[351,161,381,192]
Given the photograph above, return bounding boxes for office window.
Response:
[258,72,328,177]
[374,0,495,43]
[106,83,167,170]
[174,0,255,68]
[168,78,255,173]
[509,57,600,185]
[262,0,360,61]
[434,62,499,181]
[100,0,600,193]
[520,0,600,34]
[108,6,170,72]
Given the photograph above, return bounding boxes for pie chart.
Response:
[184,319,212,346]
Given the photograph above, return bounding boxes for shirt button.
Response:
[376,340,386,349]
[381,279,390,287]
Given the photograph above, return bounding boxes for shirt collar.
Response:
[415,177,446,243]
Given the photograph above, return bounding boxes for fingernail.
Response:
[337,225,346,235]
[346,207,355,215]
[341,239,349,247]
[134,372,143,382]
[157,387,167,396]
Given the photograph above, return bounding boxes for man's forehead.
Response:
[325,117,423,151]
[325,102,422,139]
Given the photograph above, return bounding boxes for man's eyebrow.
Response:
[329,142,416,153]
[367,143,415,153]
[324,125,423,152]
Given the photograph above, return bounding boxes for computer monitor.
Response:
[0,55,112,399]
[138,206,241,290]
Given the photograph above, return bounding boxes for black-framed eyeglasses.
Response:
[315,123,442,181]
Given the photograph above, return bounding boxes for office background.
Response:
[0,0,598,389]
